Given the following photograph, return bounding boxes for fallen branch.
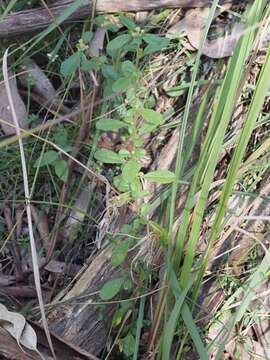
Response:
[1,0,233,38]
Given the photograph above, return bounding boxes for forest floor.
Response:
[0,1,270,359]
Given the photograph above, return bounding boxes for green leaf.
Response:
[142,34,170,55]
[139,109,163,125]
[99,277,125,300]
[102,65,119,80]
[138,122,159,135]
[34,150,58,168]
[130,178,143,197]
[143,34,167,44]
[125,37,143,52]
[54,159,69,182]
[112,76,134,92]
[144,170,176,184]
[133,149,146,159]
[82,31,93,43]
[112,308,124,326]
[94,149,124,164]
[60,51,81,76]
[121,333,135,357]
[121,60,137,76]
[118,149,130,158]
[140,203,151,216]
[54,126,68,148]
[107,34,131,57]
[81,55,106,72]
[122,160,141,183]
[119,16,137,30]
[96,118,127,132]
[114,175,130,192]
[112,241,130,267]
[81,58,97,72]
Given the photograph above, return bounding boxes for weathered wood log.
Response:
[0,327,41,360]
[48,246,121,356]
[0,0,233,39]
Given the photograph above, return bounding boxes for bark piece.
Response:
[0,327,41,360]
[0,0,234,38]
[49,246,120,355]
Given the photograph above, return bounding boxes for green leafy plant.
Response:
[34,150,69,182]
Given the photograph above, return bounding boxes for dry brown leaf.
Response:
[167,6,244,59]
[0,303,39,353]
[0,74,27,135]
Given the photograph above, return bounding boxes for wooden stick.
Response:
[0,0,232,38]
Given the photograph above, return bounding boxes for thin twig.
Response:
[2,49,56,359]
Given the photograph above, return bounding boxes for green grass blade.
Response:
[194,31,270,298]
[19,0,87,59]
[180,302,208,360]
[178,0,266,289]
[168,0,220,234]
[162,278,193,360]
[133,297,145,360]
[0,0,18,20]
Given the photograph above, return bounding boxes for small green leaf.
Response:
[99,277,125,300]
[138,122,158,135]
[144,170,176,184]
[123,278,133,291]
[119,16,137,30]
[94,149,124,164]
[130,178,142,197]
[34,150,58,167]
[82,31,93,43]
[139,109,163,125]
[143,34,168,44]
[118,149,130,158]
[121,60,137,76]
[60,51,81,76]
[125,37,143,52]
[54,159,69,182]
[122,160,141,183]
[112,241,130,267]
[102,65,119,80]
[112,76,134,92]
[114,175,130,192]
[121,333,135,357]
[142,34,170,55]
[133,149,146,159]
[81,58,97,72]
[81,55,106,72]
[107,34,131,57]
[140,203,151,216]
[112,308,124,326]
[96,119,127,132]
[54,126,68,148]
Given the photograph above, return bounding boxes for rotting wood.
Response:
[0,327,41,360]
[48,246,121,355]
[0,0,234,39]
